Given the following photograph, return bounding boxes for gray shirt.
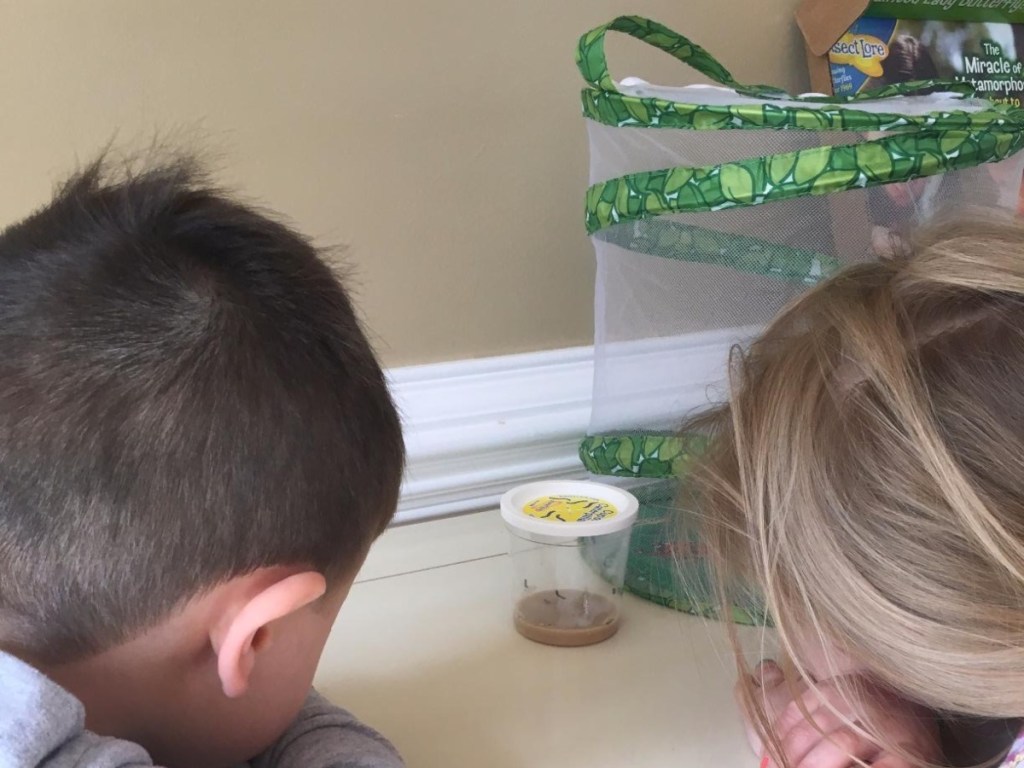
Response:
[0,650,403,768]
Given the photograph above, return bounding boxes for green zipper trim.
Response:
[579,433,709,479]
[585,126,1024,234]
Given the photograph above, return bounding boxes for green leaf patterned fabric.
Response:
[585,126,1024,234]
[580,480,771,626]
[581,88,1018,133]
[577,17,1024,236]
[577,15,1002,133]
[579,433,708,479]
[577,16,977,102]
[577,18,1024,485]
[627,518,768,624]
[599,219,838,284]
[577,16,756,95]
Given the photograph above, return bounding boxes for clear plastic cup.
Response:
[500,480,639,647]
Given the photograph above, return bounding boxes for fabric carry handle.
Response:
[577,15,977,103]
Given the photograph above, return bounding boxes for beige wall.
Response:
[0,0,806,366]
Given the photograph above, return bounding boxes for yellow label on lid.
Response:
[522,494,618,523]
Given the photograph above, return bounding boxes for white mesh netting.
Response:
[586,112,1024,437]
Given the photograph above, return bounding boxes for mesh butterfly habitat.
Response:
[574,16,1024,624]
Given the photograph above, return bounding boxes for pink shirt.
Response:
[1002,732,1024,767]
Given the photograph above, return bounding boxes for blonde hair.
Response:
[693,217,1024,766]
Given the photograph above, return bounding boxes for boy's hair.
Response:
[690,217,1024,766]
[0,155,404,662]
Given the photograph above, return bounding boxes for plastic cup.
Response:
[500,480,639,647]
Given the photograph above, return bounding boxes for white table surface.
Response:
[315,510,766,768]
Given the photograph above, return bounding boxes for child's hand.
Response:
[740,661,941,768]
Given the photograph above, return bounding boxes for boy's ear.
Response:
[211,571,327,698]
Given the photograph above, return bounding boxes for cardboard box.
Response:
[797,0,1024,104]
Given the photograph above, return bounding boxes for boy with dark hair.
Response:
[0,155,406,768]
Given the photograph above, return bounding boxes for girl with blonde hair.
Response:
[691,218,1024,767]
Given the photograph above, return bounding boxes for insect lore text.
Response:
[832,34,890,76]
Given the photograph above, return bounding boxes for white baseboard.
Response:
[387,346,594,524]
[387,327,755,525]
